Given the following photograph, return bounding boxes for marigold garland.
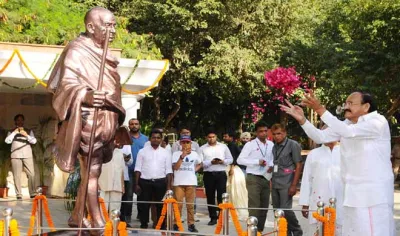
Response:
[10,219,20,236]
[214,209,224,234]
[155,198,184,232]
[117,221,128,236]
[312,207,336,236]
[27,195,55,236]
[99,197,110,221]
[104,220,113,236]
[277,217,288,236]
[214,203,246,235]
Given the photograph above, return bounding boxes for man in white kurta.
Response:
[299,142,343,235]
[99,145,131,214]
[280,91,395,236]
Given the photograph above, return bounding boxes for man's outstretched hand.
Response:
[279,91,327,124]
[279,100,307,125]
[300,91,326,115]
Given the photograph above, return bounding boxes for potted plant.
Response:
[0,130,11,198]
[196,172,206,198]
[32,116,56,195]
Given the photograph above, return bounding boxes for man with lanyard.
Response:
[237,121,274,232]
[123,118,148,223]
[271,123,303,236]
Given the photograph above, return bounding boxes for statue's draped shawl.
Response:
[47,34,126,173]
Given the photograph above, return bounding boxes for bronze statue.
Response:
[47,7,125,234]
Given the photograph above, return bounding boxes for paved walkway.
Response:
[1,189,400,235]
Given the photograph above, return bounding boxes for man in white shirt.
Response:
[172,135,202,233]
[200,130,233,225]
[134,129,173,229]
[237,121,274,232]
[299,135,343,236]
[171,127,200,154]
[281,91,395,236]
[5,114,37,200]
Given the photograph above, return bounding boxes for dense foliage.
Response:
[0,0,398,138]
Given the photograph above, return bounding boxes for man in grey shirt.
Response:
[271,123,303,236]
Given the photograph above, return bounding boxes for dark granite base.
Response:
[31,230,91,236]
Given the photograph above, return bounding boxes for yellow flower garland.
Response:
[0,49,168,95]
[0,220,4,235]
[9,219,20,236]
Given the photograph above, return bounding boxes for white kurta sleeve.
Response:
[299,151,313,206]
[27,130,37,144]
[321,111,385,139]
[301,120,341,144]
[5,131,16,144]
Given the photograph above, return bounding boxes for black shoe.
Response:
[16,196,22,200]
[188,224,198,232]
[207,219,217,226]
[140,224,148,229]
[173,224,179,231]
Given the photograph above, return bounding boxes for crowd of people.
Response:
[4,91,397,235]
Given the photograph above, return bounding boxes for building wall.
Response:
[0,92,56,131]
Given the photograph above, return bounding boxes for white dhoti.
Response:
[307,223,342,236]
[343,204,395,236]
[101,190,123,215]
[227,165,248,220]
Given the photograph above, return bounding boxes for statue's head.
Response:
[84,7,116,47]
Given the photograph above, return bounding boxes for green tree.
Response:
[129,0,319,135]
[281,0,400,118]
[0,0,161,59]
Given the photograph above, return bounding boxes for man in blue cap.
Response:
[172,135,202,232]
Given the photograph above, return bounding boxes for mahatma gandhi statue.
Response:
[47,7,125,234]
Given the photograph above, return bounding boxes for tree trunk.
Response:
[164,95,181,128]
[386,95,400,118]
[154,86,162,122]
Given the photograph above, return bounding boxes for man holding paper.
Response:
[237,121,274,232]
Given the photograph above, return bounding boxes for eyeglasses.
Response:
[344,101,363,107]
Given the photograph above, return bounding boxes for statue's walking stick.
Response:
[78,28,111,236]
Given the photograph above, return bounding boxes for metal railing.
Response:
[0,189,337,236]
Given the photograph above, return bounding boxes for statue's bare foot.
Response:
[89,221,105,236]
[68,216,92,228]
